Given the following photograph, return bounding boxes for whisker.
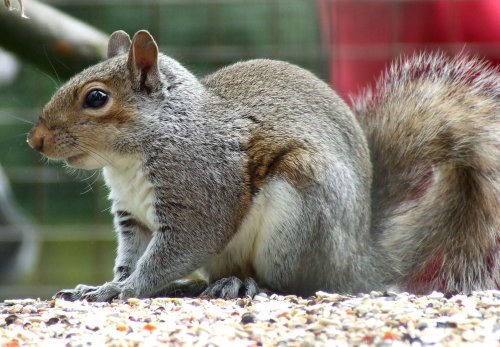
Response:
[35,67,60,90]
[43,47,61,86]
[73,143,111,168]
[80,184,94,195]
[81,169,99,182]
[76,141,115,168]
[80,170,102,195]
[0,132,33,142]
[1,112,34,125]
[101,205,112,214]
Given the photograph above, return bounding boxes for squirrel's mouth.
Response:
[66,153,88,166]
[65,153,104,170]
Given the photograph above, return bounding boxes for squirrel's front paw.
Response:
[81,282,122,302]
[118,285,138,300]
[55,284,99,301]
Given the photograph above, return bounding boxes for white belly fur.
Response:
[205,178,302,283]
[103,155,158,231]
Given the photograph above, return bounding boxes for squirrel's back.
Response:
[202,59,359,134]
[202,59,371,190]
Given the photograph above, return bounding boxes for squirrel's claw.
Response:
[54,284,99,301]
[81,282,121,302]
[201,277,262,299]
[54,283,120,302]
[54,290,77,301]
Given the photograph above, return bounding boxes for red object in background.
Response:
[316,0,500,293]
[318,0,500,100]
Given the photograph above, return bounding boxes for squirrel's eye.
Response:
[84,89,109,108]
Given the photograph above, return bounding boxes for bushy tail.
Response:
[353,53,500,294]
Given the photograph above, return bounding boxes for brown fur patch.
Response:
[246,134,316,194]
[231,132,317,232]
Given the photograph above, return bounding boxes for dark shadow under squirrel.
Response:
[27,30,499,301]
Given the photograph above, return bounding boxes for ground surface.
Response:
[0,290,499,346]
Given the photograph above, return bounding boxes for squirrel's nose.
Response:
[27,123,48,152]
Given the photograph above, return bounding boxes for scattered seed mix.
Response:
[0,290,499,346]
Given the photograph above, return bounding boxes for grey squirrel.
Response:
[27,30,499,301]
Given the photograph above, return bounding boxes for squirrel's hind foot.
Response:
[201,276,264,299]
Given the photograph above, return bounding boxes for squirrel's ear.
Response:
[107,30,131,59]
[127,30,161,94]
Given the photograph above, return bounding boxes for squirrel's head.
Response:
[27,30,164,169]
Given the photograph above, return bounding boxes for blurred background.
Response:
[0,0,499,299]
